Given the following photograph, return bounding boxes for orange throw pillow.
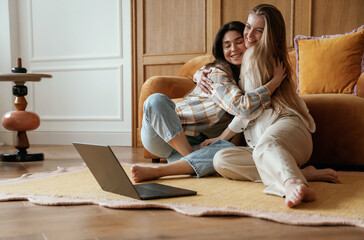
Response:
[294,26,364,94]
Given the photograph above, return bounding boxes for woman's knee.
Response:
[213,148,228,171]
[144,93,174,114]
[213,147,257,180]
[213,147,239,171]
[253,137,279,161]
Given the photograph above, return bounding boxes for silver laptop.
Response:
[73,142,197,200]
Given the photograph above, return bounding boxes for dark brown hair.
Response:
[206,21,245,83]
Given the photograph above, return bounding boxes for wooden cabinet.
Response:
[131,0,364,146]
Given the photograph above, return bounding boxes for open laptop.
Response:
[73,142,197,200]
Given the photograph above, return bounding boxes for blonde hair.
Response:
[241,4,311,122]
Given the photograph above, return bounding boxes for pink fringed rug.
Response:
[1,165,364,228]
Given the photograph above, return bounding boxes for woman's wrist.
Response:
[266,77,280,95]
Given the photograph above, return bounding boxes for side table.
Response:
[0,58,52,162]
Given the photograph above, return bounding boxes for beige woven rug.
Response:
[1,165,364,228]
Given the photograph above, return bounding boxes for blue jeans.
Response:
[141,93,234,177]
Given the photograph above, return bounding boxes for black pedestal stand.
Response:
[1,151,44,162]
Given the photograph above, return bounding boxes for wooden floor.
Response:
[1,145,364,240]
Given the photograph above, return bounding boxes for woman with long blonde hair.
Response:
[199,4,340,208]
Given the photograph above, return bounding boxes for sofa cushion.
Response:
[300,94,364,167]
[294,26,364,95]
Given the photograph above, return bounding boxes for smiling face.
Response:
[244,13,265,48]
[222,30,246,66]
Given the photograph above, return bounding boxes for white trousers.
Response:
[213,116,313,197]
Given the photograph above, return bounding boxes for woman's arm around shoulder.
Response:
[208,67,271,117]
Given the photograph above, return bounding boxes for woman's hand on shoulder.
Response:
[273,60,287,83]
[194,68,213,94]
[266,60,287,94]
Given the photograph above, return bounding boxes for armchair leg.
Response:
[152,158,160,163]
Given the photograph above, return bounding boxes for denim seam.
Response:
[183,156,201,177]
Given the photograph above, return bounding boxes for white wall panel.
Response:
[32,67,123,120]
[30,0,122,61]
[3,0,133,146]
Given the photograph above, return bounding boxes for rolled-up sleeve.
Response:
[208,68,270,117]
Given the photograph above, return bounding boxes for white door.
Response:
[1,0,132,146]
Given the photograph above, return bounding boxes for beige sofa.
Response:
[139,52,364,169]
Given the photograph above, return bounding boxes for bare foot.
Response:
[301,165,342,184]
[284,178,316,208]
[131,159,196,183]
[130,165,160,183]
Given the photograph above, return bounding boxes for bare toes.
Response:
[130,165,143,183]
[285,179,315,208]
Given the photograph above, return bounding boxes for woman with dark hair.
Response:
[199,4,340,208]
[131,21,285,182]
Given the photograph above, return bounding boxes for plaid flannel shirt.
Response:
[175,67,271,136]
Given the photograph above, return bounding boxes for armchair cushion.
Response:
[294,26,364,95]
[178,55,215,80]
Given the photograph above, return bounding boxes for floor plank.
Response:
[1,145,364,239]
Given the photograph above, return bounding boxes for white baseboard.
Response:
[0,131,14,145]
[1,131,131,146]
